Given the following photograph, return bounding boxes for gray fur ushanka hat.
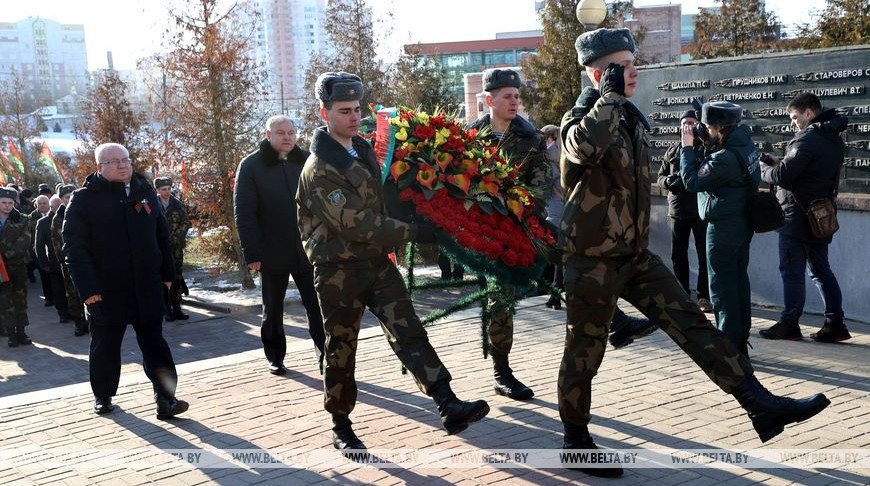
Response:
[575,28,636,66]
[702,101,742,126]
[315,72,364,102]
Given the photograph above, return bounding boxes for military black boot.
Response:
[732,375,830,443]
[432,381,490,435]
[171,303,190,321]
[331,414,367,459]
[16,327,32,345]
[609,308,656,349]
[492,357,534,400]
[561,423,624,477]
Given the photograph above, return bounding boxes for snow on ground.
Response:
[186,265,444,307]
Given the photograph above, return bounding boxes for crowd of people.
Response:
[0,26,852,476]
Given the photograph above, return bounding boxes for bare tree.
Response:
[687,0,780,59]
[0,71,45,186]
[152,0,265,289]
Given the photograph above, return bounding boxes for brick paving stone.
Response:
[1,283,868,485]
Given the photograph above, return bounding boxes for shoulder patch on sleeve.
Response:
[698,164,712,177]
[327,189,346,207]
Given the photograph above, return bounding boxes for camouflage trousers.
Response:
[0,264,29,330]
[60,263,84,322]
[558,250,754,427]
[313,258,451,416]
[487,283,515,359]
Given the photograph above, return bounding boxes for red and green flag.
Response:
[7,138,25,174]
[0,254,9,283]
[38,141,66,183]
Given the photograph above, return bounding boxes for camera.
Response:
[690,98,708,140]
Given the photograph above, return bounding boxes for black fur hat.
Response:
[483,68,522,91]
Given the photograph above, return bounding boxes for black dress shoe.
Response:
[268,362,287,375]
[44,301,54,307]
[171,308,190,320]
[74,325,88,337]
[156,398,189,420]
[165,312,176,322]
[94,398,115,415]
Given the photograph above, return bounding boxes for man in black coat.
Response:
[63,143,188,419]
[34,195,71,325]
[759,92,849,343]
[234,115,326,375]
[29,195,53,305]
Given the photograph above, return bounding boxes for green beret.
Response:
[315,72,364,102]
[575,27,636,66]
[0,187,17,200]
[702,101,742,127]
[483,68,522,91]
[58,184,76,197]
[154,177,172,189]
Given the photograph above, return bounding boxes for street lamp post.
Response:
[575,0,608,89]
[576,0,607,32]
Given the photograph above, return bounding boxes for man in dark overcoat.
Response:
[63,142,188,419]
[234,115,326,375]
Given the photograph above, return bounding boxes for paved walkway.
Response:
[1,279,868,485]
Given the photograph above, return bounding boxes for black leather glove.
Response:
[600,63,626,97]
[413,220,437,244]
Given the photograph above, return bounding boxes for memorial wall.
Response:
[631,45,870,196]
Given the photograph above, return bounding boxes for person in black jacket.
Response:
[759,93,849,343]
[657,110,713,313]
[63,143,188,419]
[234,116,326,376]
[34,196,71,324]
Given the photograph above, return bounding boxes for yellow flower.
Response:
[395,128,408,141]
[416,113,429,124]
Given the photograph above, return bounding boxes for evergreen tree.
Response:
[74,70,153,184]
[797,0,869,48]
[687,0,780,59]
[390,45,460,113]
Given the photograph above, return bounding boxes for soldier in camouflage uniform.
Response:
[557,28,830,477]
[466,68,551,400]
[0,187,33,347]
[297,72,489,456]
[155,177,191,321]
[52,184,88,337]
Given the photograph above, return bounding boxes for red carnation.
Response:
[413,124,437,140]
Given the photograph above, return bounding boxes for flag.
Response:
[39,141,65,183]
[180,159,194,199]
[7,138,25,174]
[0,150,17,184]
[0,253,9,284]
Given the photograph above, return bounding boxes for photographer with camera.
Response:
[658,108,712,313]
[680,101,760,357]
[757,92,850,343]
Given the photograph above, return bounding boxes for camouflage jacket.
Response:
[559,87,652,259]
[467,114,553,211]
[161,195,191,250]
[296,127,417,266]
[0,208,33,265]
